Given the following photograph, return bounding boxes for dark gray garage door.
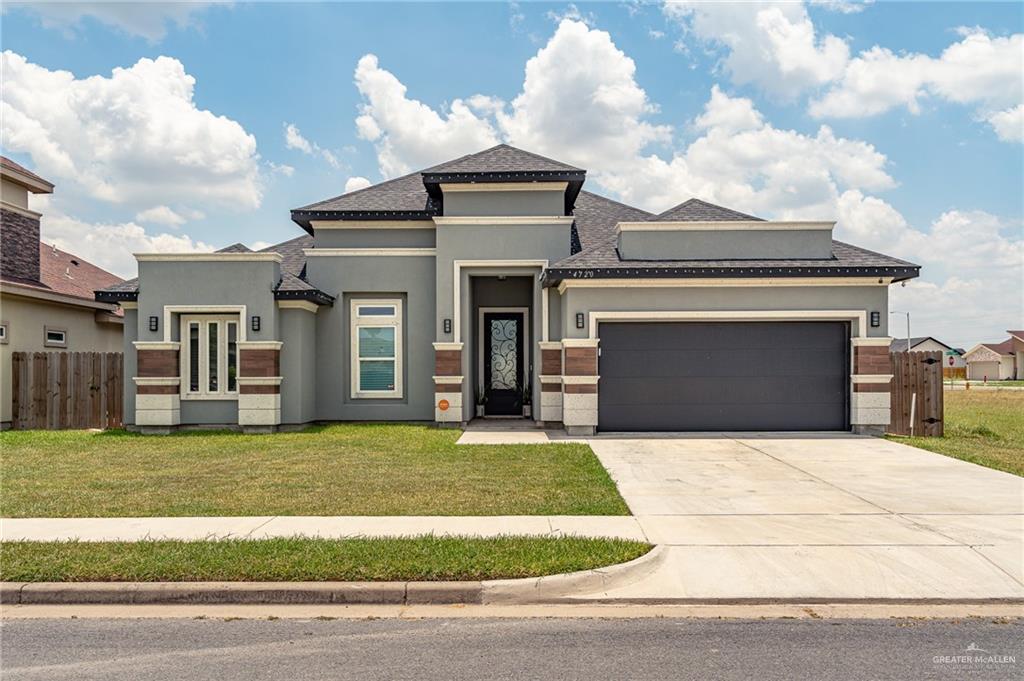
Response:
[598,322,849,432]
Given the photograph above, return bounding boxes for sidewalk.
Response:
[0,515,647,543]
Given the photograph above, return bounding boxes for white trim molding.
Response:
[587,310,868,340]
[851,374,895,384]
[277,300,319,313]
[432,342,464,351]
[562,375,600,385]
[310,220,435,230]
[236,376,284,386]
[557,277,891,294]
[304,248,436,257]
[439,182,568,193]
[0,281,119,312]
[132,377,181,386]
[135,253,282,263]
[539,375,562,384]
[851,337,893,347]
[161,305,246,343]
[561,338,600,348]
[0,200,43,219]
[1,165,53,193]
[237,341,283,350]
[133,341,181,351]
[616,220,835,232]
[538,341,563,351]
[434,216,574,226]
[452,260,548,344]
[433,375,465,384]
[119,301,139,310]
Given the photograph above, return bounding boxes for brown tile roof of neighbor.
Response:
[649,198,764,222]
[981,339,1016,355]
[22,242,124,305]
[0,155,54,192]
[1007,330,1024,341]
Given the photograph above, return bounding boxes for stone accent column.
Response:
[538,341,563,424]
[433,342,464,425]
[851,337,893,435]
[562,339,599,436]
[133,341,181,431]
[237,341,282,432]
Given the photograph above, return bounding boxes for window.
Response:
[0,322,7,344]
[181,315,239,398]
[351,298,402,398]
[43,326,67,348]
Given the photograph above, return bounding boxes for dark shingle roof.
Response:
[573,190,653,253]
[548,236,919,282]
[216,243,252,253]
[651,198,764,222]
[295,171,436,213]
[259,234,311,277]
[889,337,958,353]
[425,144,582,174]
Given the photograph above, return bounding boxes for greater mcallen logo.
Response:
[933,642,1017,668]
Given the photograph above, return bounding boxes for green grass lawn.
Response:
[892,390,1024,476]
[0,536,651,582]
[0,424,629,517]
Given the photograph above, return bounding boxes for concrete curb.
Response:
[0,547,667,606]
[481,545,669,604]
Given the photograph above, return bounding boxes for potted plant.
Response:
[475,389,486,418]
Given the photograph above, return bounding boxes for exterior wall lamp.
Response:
[575,313,585,329]
[148,316,159,332]
[251,316,261,332]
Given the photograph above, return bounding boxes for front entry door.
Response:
[483,312,524,416]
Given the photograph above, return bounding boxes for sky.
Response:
[1,0,1021,347]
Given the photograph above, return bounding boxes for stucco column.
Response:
[133,341,181,431]
[433,342,464,425]
[538,341,563,424]
[851,337,893,435]
[562,338,599,436]
[237,341,282,432]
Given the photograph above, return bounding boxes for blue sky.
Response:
[1,1,1021,346]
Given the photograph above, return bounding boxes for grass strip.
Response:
[0,536,652,582]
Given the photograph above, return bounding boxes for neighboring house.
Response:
[0,157,125,429]
[889,336,965,368]
[963,335,1020,380]
[96,144,919,435]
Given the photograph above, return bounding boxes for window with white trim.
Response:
[181,315,239,398]
[0,322,8,344]
[350,299,402,398]
[43,326,67,348]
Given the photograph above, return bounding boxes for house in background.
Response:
[889,336,965,368]
[97,144,919,436]
[0,156,125,429]
[963,333,1021,381]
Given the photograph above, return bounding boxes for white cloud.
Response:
[35,198,215,279]
[810,29,1023,140]
[268,161,295,177]
[809,0,873,14]
[344,176,372,193]
[1,51,262,212]
[987,104,1024,143]
[353,54,501,178]
[135,205,186,227]
[5,1,227,42]
[283,123,341,168]
[648,29,665,40]
[663,1,850,98]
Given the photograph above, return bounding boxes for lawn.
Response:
[0,536,652,582]
[0,424,629,517]
[892,390,1024,476]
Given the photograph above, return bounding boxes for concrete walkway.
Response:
[0,515,646,543]
[572,434,1024,601]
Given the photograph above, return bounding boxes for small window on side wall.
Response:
[44,326,67,348]
[351,298,403,399]
[0,322,8,344]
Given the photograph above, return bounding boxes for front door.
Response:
[483,312,524,416]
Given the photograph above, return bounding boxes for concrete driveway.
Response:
[578,434,1024,601]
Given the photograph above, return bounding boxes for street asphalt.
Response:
[2,617,1021,680]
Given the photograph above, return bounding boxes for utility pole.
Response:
[890,311,910,350]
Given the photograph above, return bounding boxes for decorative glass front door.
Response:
[483,312,524,415]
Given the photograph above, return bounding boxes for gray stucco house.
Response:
[96,145,919,435]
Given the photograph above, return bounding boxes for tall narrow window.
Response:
[227,322,238,392]
[350,299,403,399]
[181,315,241,398]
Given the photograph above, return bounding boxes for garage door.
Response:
[598,321,849,432]
[968,361,998,381]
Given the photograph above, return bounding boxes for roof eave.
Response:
[542,265,921,286]
[273,288,335,306]
[290,209,438,234]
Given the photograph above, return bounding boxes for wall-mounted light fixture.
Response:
[251,316,261,332]
[575,313,585,329]
[870,311,880,328]
[148,316,159,332]
[443,318,452,334]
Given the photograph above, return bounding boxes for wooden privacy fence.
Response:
[888,350,943,437]
[11,352,123,430]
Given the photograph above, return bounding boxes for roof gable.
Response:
[651,198,764,222]
[424,144,582,174]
